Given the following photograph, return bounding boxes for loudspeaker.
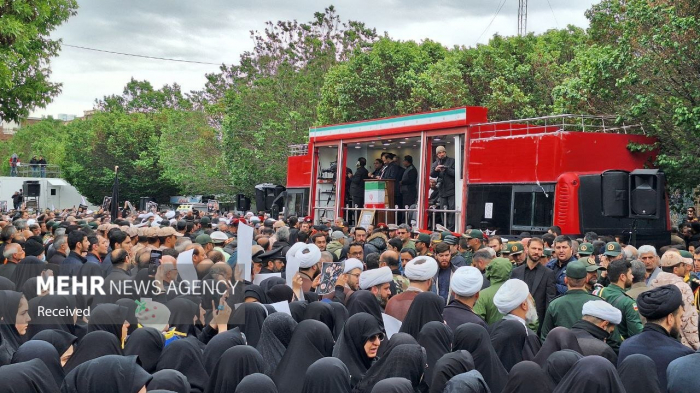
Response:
[601,171,629,217]
[23,181,40,197]
[236,194,251,212]
[629,169,665,219]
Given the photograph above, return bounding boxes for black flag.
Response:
[110,167,119,222]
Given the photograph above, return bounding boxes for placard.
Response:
[102,196,112,211]
[207,199,219,213]
[316,262,344,295]
[147,201,158,213]
[253,272,282,285]
[358,209,376,229]
[484,202,493,219]
[382,313,402,339]
[237,221,254,282]
[0,201,7,212]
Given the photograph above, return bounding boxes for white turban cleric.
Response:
[404,256,438,281]
[343,258,364,273]
[359,267,393,290]
[296,243,322,268]
[450,266,483,297]
[582,300,622,325]
[286,242,307,266]
[493,279,530,315]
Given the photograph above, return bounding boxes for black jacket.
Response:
[400,164,418,206]
[571,320,618,364]
[443,299,488,331]
[511,262,557,333]
[349,166,369,200]
[430,156,456,198]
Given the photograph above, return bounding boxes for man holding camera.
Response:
[430,145,456,230]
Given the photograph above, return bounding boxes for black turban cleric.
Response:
[636,284,683,320]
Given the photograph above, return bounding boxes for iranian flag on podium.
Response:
[365,181,386,209]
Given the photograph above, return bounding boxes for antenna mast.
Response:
[518,0,527,36]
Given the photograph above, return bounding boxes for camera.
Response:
[321,161,337,174]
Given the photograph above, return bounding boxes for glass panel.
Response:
[513,192,534,226]
[533,192,554,228]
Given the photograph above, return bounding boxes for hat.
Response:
[330,231,345,241]
[124,226,138,238]
[582,257,604,272]
[259,247,285,262]
[24,238,44,257]
[463,229,484,239]
[679,250,693,265]
[251,245,265,263]
[387,224,399,231]
[450,266,484,297]
[200,216,211,225]
[302,216,313,223]
[136,300,170,332]
[158,226,183,237]
[416,233,431,244]
[359,267,393,289]
[565,261,587,279]
[313,224,329,232]
[441,231,452,240]
[146,227,159,238]
[404,256,438,281]
[376,223,387,229]
[195,234,213,245]
[493,279,530,315]
[296,244,322,268]
[210,231,228,243]
[507,242,524,255]
[273,220,286,229]
[582,300,622,325]
[637,284,683,320]
[443,235,458,245]
[436,145,446,153]
[659,252,684,267]
[343,258,364,274]
[543,248,553,257]
[603,242,622,257]
[165,211,175,219]
[578,243,594,256]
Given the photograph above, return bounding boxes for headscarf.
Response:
[61,355,152,393]
[21,277,40,301]
[228,302,270,347]
[156,339,209,393]
[544,350,583,386]
[234,373,278,393]
[453,323,508,393]
[123,326,165,373]
[87,303,128,343]
[417,321,453,387]
[354,344,426,393]
[27,294,77,337]
[148,369,191,393]
[502,360,554,393]
[205,346,265,393]
[328,301,349,339]
[260,276,286,294]
[443,370,491,393]
[0,276,15,290]
[430,350,475,393]
[10,257,46,290]
[203,327,246,371]
[303,301,335,335]
[267,284,294,303]
[332,313,384,387]
[377,332,418,359]
[490,319,538,372]
[618,354,662,393]
[301,357,352,393]
[11,340,65,387]
[272,320,335,393]
[63,331,122,374]
[30,329,77,357]
[370,378,414,393]
[244,285,268,303]
[256,312,297,376]
[0,358,60,393]
[289,301,308,322]
[552,356,626,393]
[0,290,26,355]
[346,290,384,325]
[532,327,583,366]
[166,297,200,337]
[398,291,445,338]
[115,298,139,336]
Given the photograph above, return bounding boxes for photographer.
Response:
[430,145,456,230]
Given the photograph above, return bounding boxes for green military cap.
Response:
[507,242,524,255]
[578,243,594,256]
[77,220,87,226]
[443,235,458,245]
[603,242,622,257]
[544,248,553,257]
[88,222,98,229]
[200,216,211,225]
[417,233,432,244]
[584,257,604,272]
[679,250,693,265]
[195,234,213,245]
[565,261,587,279]
[441,231,452,240]
[463,229,484,239]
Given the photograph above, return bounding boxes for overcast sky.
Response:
[32,0,598,118]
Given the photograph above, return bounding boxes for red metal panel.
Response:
[554,173,582,235]
[286,152,313,188]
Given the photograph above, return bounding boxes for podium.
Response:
[364,179,395,223]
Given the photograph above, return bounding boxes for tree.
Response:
[0,118,67,175]
[0,0,78,122]
[96,78,192,113]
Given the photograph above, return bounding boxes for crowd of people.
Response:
[0,204,699,393]
[8,154,48,177]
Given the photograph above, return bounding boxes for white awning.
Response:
[47,179,69,187]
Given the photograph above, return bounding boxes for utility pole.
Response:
[518,0,527,36]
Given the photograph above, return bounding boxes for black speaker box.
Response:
[23,181,40,197]
[629,169,664,219]
[601,171,629,217]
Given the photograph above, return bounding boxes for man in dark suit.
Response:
[349,157,370,209]
[511,237,557,334]
[400,155,418,208]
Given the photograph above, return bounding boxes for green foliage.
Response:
[96,78,193,113]
[0,0,78,122]
[0,118,66,174]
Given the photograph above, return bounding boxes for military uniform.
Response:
[593,283,643,353]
